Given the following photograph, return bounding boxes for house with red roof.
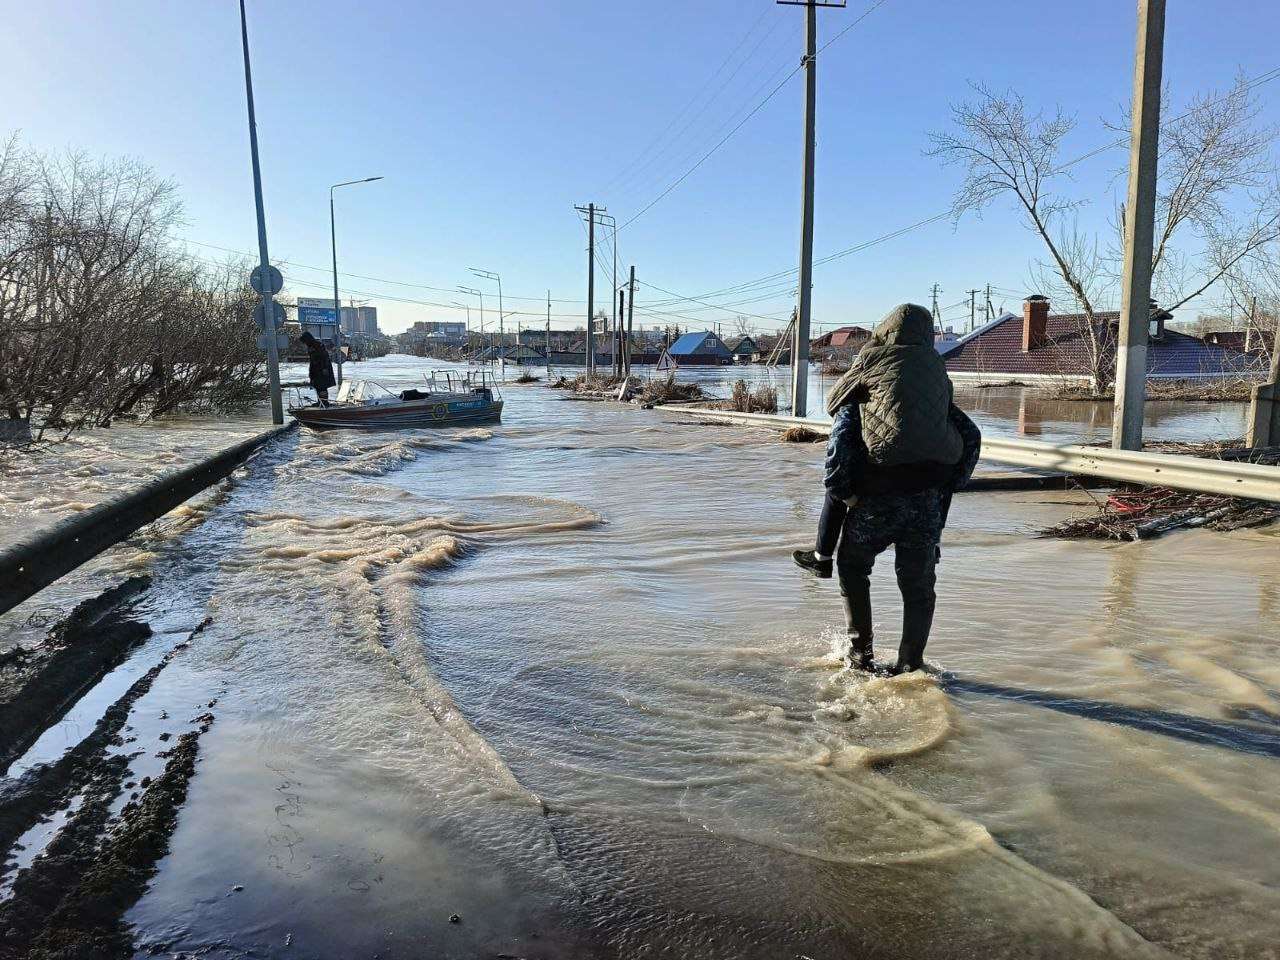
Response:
[942,296,1266,388]
[811,325,872,351]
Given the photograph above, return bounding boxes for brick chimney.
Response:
[1023,295,1049,352]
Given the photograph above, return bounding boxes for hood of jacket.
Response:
[825,303,935,415]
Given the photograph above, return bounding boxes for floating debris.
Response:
[1043,443,1280,540]
[781,425,827,444]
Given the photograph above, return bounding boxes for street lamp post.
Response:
[237,0,283,425]
[469,268,505,380]
[330,176,383,387]
[450,301,472,361]
[458,285,486,367]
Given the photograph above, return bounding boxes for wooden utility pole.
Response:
[779,0,844,417]
[616,288,625,377]
[1112,0,1166,450]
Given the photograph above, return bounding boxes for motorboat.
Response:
[289,371,503,429]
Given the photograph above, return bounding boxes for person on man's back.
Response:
[793,303,980,673]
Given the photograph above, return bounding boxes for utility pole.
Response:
[968,289,979,333]
[778,0,843,418]
[574,203,603,374]
[1112,0,1166,450]
[616,288,625,378]
[984,283,994,323]
[237,0,282,425]
[546,290,552,377]
[930,283,942,332]
[626,265,636,377]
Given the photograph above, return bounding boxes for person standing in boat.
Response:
[299,331,336,406]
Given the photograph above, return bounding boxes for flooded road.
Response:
[2,357,1278,958]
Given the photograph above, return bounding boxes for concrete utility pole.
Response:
[779,0,843,417]
[968,289,979,332]
[984,283,994,322]
[574,203,603,374]
[626,265,636,377]
[930,283,942,331]
[1112,0,1166,450]
[237,0,282,425]
[1249,296,1280,445]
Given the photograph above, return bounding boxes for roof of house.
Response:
[830,326,871,347]
[669,331,730,355]
[728,335,759,353]
[943,311,1267,379]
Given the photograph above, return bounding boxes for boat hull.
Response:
[290,397,503,430]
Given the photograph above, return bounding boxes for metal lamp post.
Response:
[458,285,486,366]
[469,268,505,380]
[237,0,283,424]
[330,176,383,387]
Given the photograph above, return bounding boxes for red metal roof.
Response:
[944,311,1266,379]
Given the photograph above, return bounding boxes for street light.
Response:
[457,285,486,366]
[237,0,283,424]
[450,300,472,360]
[469,268,505,380]
[330,175,383,386]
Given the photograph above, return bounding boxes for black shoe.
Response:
[792,549,832,579]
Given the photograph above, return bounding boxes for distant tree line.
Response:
[0,135,262,440]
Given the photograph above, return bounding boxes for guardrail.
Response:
[0,422,297,617]
[660,407,1280,504]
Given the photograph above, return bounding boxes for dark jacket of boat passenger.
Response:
[299,332,336,391]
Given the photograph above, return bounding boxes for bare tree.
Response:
[929,79,1280,393]
[0,139,265,440]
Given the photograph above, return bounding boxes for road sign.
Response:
[253,300,286,330]
[656,349,676,372]
[257,331,289,353]
[250,264,284,295]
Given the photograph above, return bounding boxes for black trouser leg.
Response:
[836,543,877,663]
[894,544,938,670]
[815,492,847,557]
[316,387,329,407]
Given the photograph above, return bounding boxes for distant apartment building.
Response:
[409,320,467,343]
[341,305,379,335]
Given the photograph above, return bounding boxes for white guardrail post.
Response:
[659,407,1280,505]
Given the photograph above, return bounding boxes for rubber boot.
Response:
[840,575,875,671]
[893,545,937,672]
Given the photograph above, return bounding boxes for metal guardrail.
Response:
[660,407,1280,504]
[0,422,298,617]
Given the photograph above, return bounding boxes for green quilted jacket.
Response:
[825,303,963,467]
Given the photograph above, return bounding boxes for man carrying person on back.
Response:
[793,303,981,674]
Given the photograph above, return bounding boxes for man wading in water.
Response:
[793,303,981,674]
[299,331,337,406]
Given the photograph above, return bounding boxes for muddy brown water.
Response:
[0,358,1277,959]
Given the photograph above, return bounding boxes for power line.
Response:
[612,0,892,237]
[601,8,782,199]
[178,237,589,304]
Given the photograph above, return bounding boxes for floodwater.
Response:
[2,356,1278,959]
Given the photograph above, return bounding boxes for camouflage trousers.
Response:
[835,489,942,670]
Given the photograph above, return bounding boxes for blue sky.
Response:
[3,0,1278,335]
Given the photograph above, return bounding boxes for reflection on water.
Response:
[2,355,1278,958]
